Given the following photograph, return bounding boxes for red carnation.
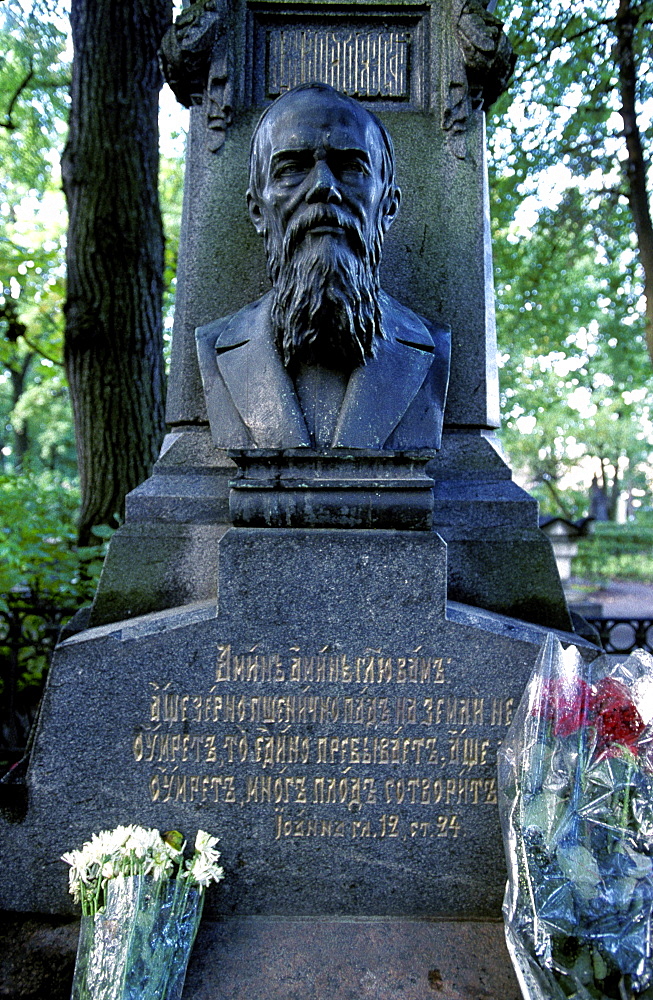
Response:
[591,677,645,756]
[539,677,594,737]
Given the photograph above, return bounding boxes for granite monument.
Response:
[0,2,600,997]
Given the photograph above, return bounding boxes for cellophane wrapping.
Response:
[498,633,653,1000]
[70,875,203,1000]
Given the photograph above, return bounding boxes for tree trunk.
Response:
[614,0,653,365]
[9,355,31,471]
[62,0,172,545]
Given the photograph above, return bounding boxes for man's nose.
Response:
[304,159,342,204]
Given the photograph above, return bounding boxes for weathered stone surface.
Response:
[183,917,521,1000]
[0,912,78,1000]
[228,452,437,530]
[0,529,595,920]
[0,912,521,1000]
[89,523,228,627]
[89,428,233,627]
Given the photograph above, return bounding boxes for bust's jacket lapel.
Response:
[332,292,439,448]
[211,293,310,448]
[197,290,450,451]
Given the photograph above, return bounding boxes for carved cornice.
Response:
[442,0,515,158]
[160,0,234,153]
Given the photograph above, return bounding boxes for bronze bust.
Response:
[196,82,450,451]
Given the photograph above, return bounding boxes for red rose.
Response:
[591,677,645,756]
[539,677,594,737]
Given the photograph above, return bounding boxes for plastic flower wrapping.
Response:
[498,634,653,1000]
[61,825,224,1000]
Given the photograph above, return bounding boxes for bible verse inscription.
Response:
[132,645,513,843]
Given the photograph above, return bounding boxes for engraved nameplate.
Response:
[267,27,411,100]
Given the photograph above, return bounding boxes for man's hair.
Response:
[247,82,396,205]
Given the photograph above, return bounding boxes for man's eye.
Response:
[275,158,310,178]
[338,157,368,175]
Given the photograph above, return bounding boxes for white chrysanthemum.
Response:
[125,825,161,860]
[194,830,221,864]
[194,830,218,853]
[101,860,116,879]
[186,853,224,888]
[61,851,86,902]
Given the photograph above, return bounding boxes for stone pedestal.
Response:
[86,0,571,636]
[182,917,522,1000]
[1,529,594,916]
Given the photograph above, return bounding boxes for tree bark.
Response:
[614,0,653,365]
[62,0,172,545]
[9,355,31,471]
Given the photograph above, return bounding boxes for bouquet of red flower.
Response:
[498,634,653,1000]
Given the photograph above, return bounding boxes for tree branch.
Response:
[1,63,35,130]
[20,333,63,366]
[539,476,575,520]
[517,18,616,74]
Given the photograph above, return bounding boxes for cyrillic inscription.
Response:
[267,27,410,100]
[134,644,513,842]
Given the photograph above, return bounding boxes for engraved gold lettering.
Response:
[216,644,231,681]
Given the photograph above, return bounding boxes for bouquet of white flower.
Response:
[62,825,224,1000]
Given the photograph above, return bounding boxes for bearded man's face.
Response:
[247,89,399,371]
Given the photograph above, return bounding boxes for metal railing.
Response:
[586,618,653,655]
[0,589,77,772]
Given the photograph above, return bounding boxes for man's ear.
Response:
[247,191,265,236]
[381,185,401,235]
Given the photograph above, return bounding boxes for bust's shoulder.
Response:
[195,292,273,349]
[380,291,450,358]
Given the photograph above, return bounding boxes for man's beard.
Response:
[265,204,384,371]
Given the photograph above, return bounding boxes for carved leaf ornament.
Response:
[160,0,515,157]
[442,0,515,158]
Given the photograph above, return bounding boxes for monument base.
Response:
[183,916,521,1000]
[0,911,520,1000]
[429,430,573,630]
[88,427,575,636]
[0,527,596,920]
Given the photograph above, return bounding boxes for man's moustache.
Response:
[284,205,366,260]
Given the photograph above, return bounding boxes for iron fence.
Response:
[586,618,653,656]
[0,589,78,772]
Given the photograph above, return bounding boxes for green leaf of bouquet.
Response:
[163,830,184,852]
[556,844,601,900]
[610,875,639,912]
[522,790,567,844]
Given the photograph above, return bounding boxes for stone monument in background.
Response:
[0,3,599,997]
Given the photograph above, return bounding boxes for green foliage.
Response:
[0,0,73,475]
[160,148,185,357]
[0,470,108,606]
[0,470,110,714]
[573,522,653,581]
[489,1,653,520]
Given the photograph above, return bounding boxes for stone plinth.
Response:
[0,528,595,923]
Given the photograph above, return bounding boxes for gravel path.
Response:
[568,578,653,618]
